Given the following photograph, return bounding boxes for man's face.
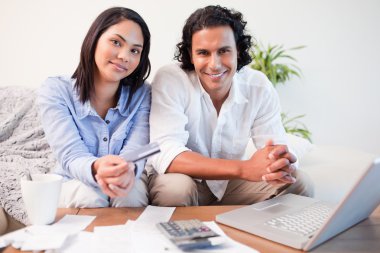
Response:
[191,25,238,99]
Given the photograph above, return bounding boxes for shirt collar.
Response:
[73,82,130,119]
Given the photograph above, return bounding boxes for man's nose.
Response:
[209,54,221,69]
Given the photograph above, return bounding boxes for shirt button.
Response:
[105,120,110,124]
[103,137,108,142]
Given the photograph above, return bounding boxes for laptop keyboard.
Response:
[264,202,332,236]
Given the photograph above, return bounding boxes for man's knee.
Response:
[149,173,198,206]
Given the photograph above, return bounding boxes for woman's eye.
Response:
[131,49,141,55]
[111,40,121,47]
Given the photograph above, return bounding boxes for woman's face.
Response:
[94,19,144,85]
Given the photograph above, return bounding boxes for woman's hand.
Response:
[92,155,135,198]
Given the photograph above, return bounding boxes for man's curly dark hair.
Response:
[174,5,254,72]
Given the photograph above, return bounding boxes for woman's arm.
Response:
[37,78,99,188]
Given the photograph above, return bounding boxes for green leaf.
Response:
[281,112,312,142]
[250,42,305,86]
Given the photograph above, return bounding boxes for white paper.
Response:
[128,220,178,253]
[21,215,95,251]
[92,225,134,253]
[0,228,29,249]
[54,214,96,233]
[135,205,176,223]
[58,232,94,253]
[21,233,68,251]
[0,214,95,251]
[133,205,175,232]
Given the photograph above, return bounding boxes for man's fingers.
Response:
[268,146,297,164]
[267,158,290,173]
[279,175,297,184]
[281,152,297,164]
[281,164,296,174]
[262,170,289,181]
[265,139,274,147]
[262,170,296,183]
[268,145,288,160]
[266,179,286,186]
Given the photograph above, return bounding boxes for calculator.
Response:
[157,219,225,251]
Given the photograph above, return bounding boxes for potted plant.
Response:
[250,43,312,142]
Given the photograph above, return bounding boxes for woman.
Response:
[38,7,151,208]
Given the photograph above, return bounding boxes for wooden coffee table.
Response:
[4,205,380,252]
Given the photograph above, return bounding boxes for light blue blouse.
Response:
[37,76,151,189]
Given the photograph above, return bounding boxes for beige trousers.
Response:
[148,171,314,206]
[59,172,149,208]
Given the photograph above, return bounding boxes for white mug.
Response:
[21,173,62,225]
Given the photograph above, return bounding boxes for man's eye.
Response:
[198,51,208,56]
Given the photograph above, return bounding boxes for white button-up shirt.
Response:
[147,64,287,200]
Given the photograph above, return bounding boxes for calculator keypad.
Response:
[158,219,217,239]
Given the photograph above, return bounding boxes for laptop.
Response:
[216,158,380,251]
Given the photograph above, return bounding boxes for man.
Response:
[146,5,312,206]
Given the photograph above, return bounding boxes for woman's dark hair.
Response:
[175,5,253,72]
[72,7,151,104]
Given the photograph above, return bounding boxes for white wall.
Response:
[1,0,379,154]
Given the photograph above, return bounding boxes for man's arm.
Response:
[167,142,294,182]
